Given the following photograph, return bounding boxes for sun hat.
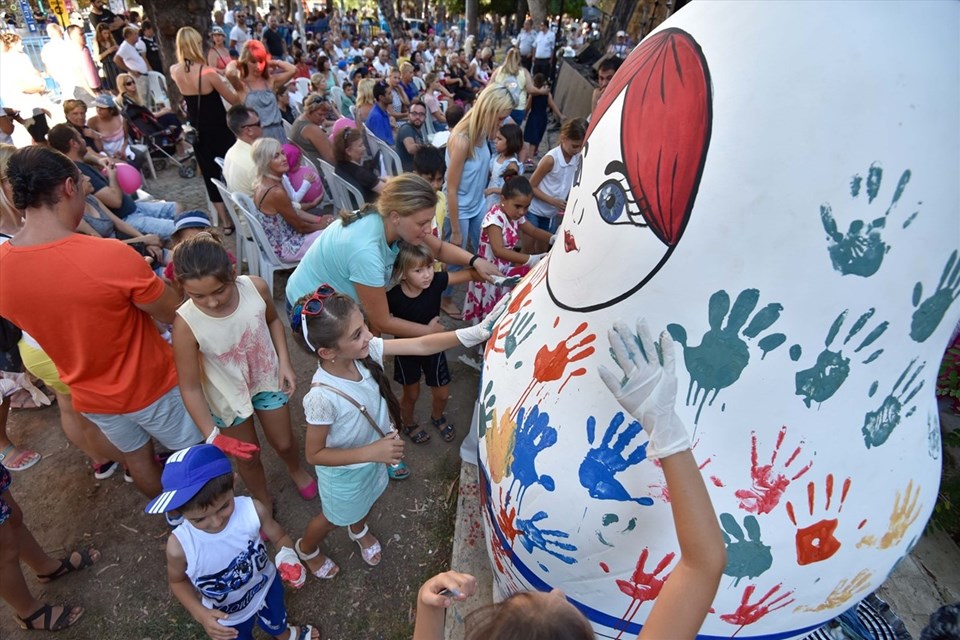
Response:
[173,210,212,234]
[144,445,232,514]
[94,94,117,109]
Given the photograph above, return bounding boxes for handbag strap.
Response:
[311,382,390,438]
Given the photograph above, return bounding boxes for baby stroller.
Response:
[121,98,197,179]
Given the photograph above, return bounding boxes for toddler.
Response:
[483,123,522,212]
[526,118,587,253]
[280,144,324,211]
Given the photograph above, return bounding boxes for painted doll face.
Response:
[546,29,711,312]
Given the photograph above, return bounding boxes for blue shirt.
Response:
[445,138,492,220]
[285,212,398,304]
[366,103,394,145]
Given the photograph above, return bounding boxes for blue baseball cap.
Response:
[144,445,232,514]
[173,210,212,234]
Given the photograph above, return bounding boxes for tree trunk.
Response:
[527,0,546,27]
[465,0,477,38]
[514,0,528,35]
[140,0,215,110]
[378,0,404,38]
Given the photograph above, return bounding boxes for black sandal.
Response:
[36,548,99,583]
[403,423,431,445]
[430,415,456,443]
[222,224,236,236]
[15,603,84,631]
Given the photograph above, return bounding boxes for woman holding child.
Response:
[285,173,502,337]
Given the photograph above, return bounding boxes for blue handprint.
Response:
[793,307,887,408]
[578,412,653,506]
[509,406,557,508]
[820,162,916,278]
[667,289,786,424]
[505,311,536,358]
[720,513,773,587]
[910,250,960,343]
[478,380,496,438]
[862,358,925,449]
[515,510,577,564]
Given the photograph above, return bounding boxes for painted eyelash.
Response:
[609,173,647,224]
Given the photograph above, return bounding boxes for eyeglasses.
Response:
[410,110,426,116]
[294,284,336,351]
[124,80,135,86]
[242,120,262,129]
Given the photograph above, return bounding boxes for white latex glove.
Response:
[548,234,556,246]
[455,294,511,348]
[275,546,306,589]
[597,320,691,460]
[525,253,546,267]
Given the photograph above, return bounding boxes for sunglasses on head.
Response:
[295,284,336,351]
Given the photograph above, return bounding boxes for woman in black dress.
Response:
[170,27,241,233]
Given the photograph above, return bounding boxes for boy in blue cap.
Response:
[146,445,318,640]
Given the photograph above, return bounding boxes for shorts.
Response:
[0,466,11,525]
[527,212,558,233]
[82,386,202,454]
[393,352,450,388]
[226,572,287,639]
[213,391,290,428]
[18,340,70,395]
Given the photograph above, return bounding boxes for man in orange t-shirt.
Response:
[0,147,201,500]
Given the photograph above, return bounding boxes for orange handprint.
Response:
[857,479,922,549]
[721,583,795,632]
[484,407,517,484]
[512,322,597,417]
[795,569,873,613]
[786,473,852,565]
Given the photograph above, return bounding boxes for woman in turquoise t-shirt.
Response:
[286,174,502,337]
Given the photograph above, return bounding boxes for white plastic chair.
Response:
[282,119,292,137]
[297,153,334,210]
[211,178,257,276]
[317,159,364,212]
[295,77,310,100]
[147,71,169,109]
[214,156,225,170]
[368,132,403,177]
[329,85,344,114]
[230,192,299,295]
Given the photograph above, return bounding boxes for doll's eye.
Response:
[594,180,625,223]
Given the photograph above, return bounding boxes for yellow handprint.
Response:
[484,406,518,483]
[857,480,923,549]
[795,569,873,613]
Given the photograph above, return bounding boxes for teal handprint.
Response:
[910,250,960,343]
[720,513,773,587]
[505,311,536,358]
[820,162,916,278]
[862,359,925,448]
[667,289,786,424]
[793,308,887,408]
[479,380,496,438]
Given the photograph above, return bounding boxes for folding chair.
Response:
[295,77,310,99]
[211,178,257,276]
[368,132,403,177]
[230,192,299,295]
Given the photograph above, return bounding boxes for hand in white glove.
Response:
[548,234,556,246]
[597,320,691,460]
[275,546,306,589]
[455,294,511,348]
[525,253,546,267]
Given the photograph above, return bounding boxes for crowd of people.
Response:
[0,5,729,640]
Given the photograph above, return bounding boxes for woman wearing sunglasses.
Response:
[286,173,503,338]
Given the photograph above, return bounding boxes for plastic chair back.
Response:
[211,178,256,276]
[229,192,300,295]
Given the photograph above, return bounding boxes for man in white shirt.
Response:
[114,25,150,98]
[373,48,392,77]
[223,105,262,197]
[229,12,249,50]
[517,18,536,70]
[533,20,555,78]
[608,30,631,58]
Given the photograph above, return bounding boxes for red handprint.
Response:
[650,448,720,503]
[614,547,676,639]
[513,322,597,416]
[735,426,812,515]
[786,473,852,565]
[721,583,795,633]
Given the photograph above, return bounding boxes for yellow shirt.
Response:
[433,190,447,271]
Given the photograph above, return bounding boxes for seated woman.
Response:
[86,94,147,170]
[251,137,334,261]
[276,83,296,124]
[115,73,191,160]
[76,181,166,266]
[333,127,385,205]
[62,99,104,162]
[289,94,337,166]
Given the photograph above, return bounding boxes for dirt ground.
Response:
[0,159,498,639]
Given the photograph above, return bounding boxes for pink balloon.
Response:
[114,162,142,195]
[287,166,324,204]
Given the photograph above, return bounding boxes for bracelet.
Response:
[469,254,481,268]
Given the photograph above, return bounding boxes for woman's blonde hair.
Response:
[452,85,517,158]
[340,173,437,226]
[355,78,377,109]
[494,49,522,81]
[0,143,23,232]
[251,137,283,189]
[176,27,205,65]
[116,73,144,104]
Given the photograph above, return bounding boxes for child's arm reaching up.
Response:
[167,536,239,640]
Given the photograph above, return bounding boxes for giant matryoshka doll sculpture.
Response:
[477,1,960,638]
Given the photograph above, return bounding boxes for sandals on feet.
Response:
[402,423,431,445]
[347,524,382,566]
[294,538,339,579]
[36,548,100,583]
[286,624,318,640]
[15,603,84,631]
[222,224,236,236]
[0,444,41,471]
[388,461,410,481]
[430,415,456,443]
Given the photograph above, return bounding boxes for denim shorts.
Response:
[82,386,202,453]
[527,212,558,233]
[212,391,290,428]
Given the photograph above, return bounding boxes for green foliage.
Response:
[929,428,960,541]
[936,336,960,413]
